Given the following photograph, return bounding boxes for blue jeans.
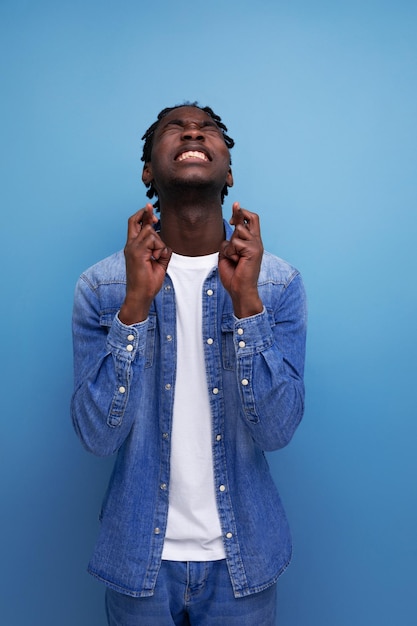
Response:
[105,560,277,625]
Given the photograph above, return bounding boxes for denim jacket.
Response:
[71,221,307,598]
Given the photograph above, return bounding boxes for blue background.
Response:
[1,1,416,624]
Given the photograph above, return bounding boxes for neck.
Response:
[159,196,225,256]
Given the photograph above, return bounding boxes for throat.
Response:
[160,209,225,257]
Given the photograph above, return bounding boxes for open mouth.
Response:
[175,150,209,162]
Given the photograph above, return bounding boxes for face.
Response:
[142,106,233,200]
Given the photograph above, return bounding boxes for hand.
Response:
[218,202,264,318]
[119,204,172,325]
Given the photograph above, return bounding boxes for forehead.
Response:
[157,106,219,129]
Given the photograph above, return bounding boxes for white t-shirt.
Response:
[161,252,226,561]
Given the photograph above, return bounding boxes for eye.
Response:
[201,121,220,132]
[160,120,184,134]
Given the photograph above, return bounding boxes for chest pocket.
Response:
[99,310,156,368]
[221,313,236,371]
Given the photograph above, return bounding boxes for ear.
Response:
[226,168,234,188]
[142,162,153,185]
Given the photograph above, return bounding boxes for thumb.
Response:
[219,239,239,263]
[155,246,172,271]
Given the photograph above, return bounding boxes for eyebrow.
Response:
[164,119,185,126]
[163,118,220,130]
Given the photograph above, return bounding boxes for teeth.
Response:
[177,151,208,162]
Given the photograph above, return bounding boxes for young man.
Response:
[71,103,307,625]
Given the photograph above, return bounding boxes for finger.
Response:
[136,229,167,256]
[141,203,158,227]
[228,204,252,245]
[230,203,260,234]
[126,207,148,240]
[237,208,261,237]
[219,238,240,263]
[126,204,157,240]
[153,245,172,270]
[229,201,243,226]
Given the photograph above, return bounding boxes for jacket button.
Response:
[219,485,226,492]
[226,532,233,539]
[126,344,133,352]
[154,528,161,534]
[206,289,214,296]
[118,386,126,394]
[127,334,134,341]
[241,378,249,386]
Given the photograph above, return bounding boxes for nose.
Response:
[181,123,204,141]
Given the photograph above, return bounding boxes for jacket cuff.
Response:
[233,307,274,356]
[106,312,149,360]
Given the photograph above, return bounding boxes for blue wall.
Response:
[1,1,416,624]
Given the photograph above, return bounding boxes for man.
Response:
[71,102,307,625]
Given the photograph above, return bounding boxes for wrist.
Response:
[231,292,263,319]
[119,296,151,325]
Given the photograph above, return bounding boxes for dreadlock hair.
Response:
[141,102,235,210]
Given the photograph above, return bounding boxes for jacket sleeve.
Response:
[70,274,149,456]
[233,272,307,451]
